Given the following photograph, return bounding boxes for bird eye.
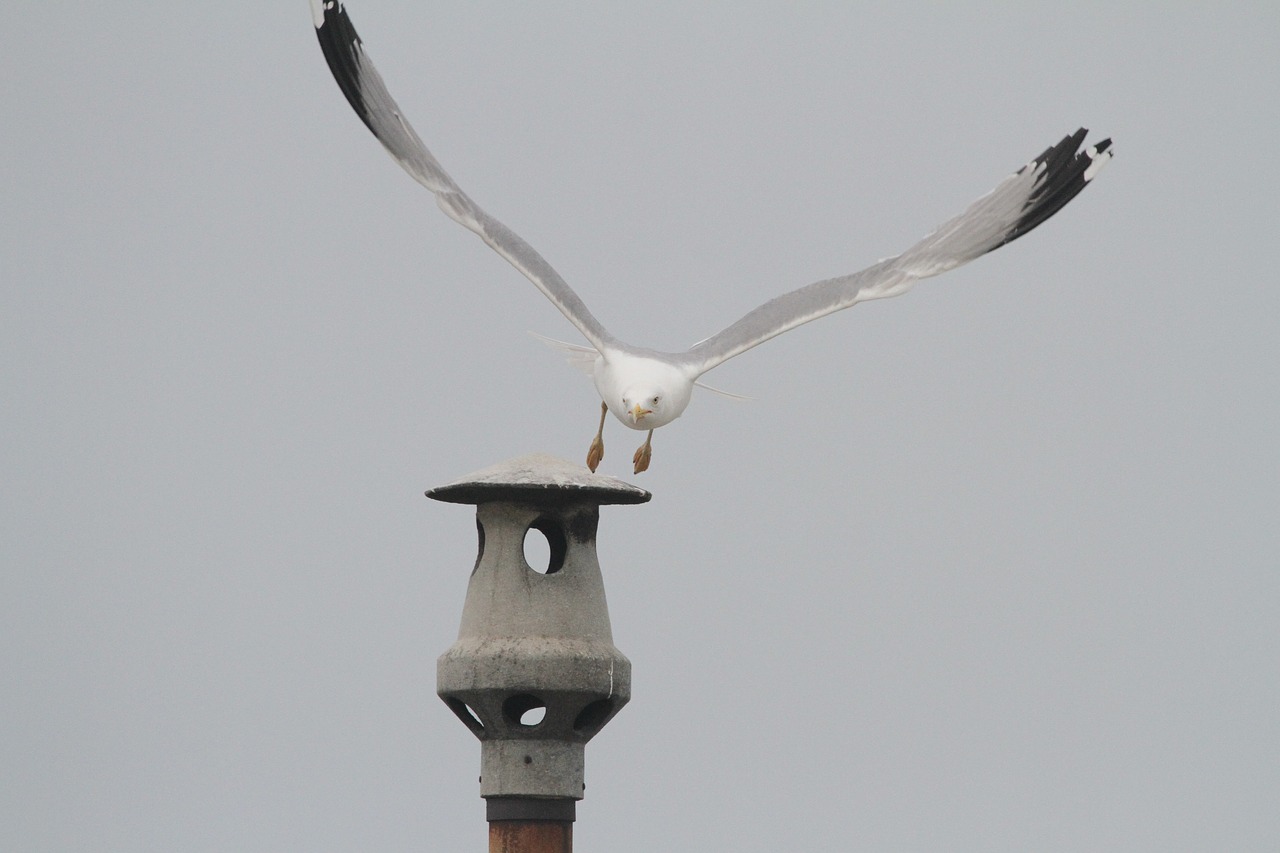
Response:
[652,396,660,404]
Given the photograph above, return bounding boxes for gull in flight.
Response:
[310,1,1112,474]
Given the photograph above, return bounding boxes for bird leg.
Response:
[632,429,654,474]
[586,401,607,472]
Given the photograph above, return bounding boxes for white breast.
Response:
[593,352,695,431]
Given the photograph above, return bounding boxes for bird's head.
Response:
[621,389,663,426]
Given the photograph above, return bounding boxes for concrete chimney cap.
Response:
[426,452,651,506]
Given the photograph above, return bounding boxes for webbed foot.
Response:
[586,401,608,472]
[632,430,654,474]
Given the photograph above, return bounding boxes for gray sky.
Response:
[4,2,1278,850]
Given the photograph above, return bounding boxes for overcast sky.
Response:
[4,2,1278,850]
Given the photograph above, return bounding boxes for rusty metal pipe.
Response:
[489,820,572,853]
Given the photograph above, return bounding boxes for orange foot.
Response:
[632,430,653,474]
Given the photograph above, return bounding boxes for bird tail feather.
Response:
[528,332,599,377]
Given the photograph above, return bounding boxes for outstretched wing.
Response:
[677,129,1112,376]
[310,0,614,353]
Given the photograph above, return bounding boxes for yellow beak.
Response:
[630,404,653,423]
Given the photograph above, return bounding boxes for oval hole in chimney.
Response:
[572,698,615,736]
[442,696,485,735]
[472,517,485,575]
[503,693,547,727]
[523,517,566,574]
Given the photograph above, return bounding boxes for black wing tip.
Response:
[311,0,375,132]
[1001,128,1114,247]
[310,0,343,31]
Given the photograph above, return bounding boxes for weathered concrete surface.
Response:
[431,454,639,804]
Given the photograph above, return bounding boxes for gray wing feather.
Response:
[311,1,614,353]
[678,130,1112,376]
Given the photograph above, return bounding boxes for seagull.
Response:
[310,1,1112,474]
